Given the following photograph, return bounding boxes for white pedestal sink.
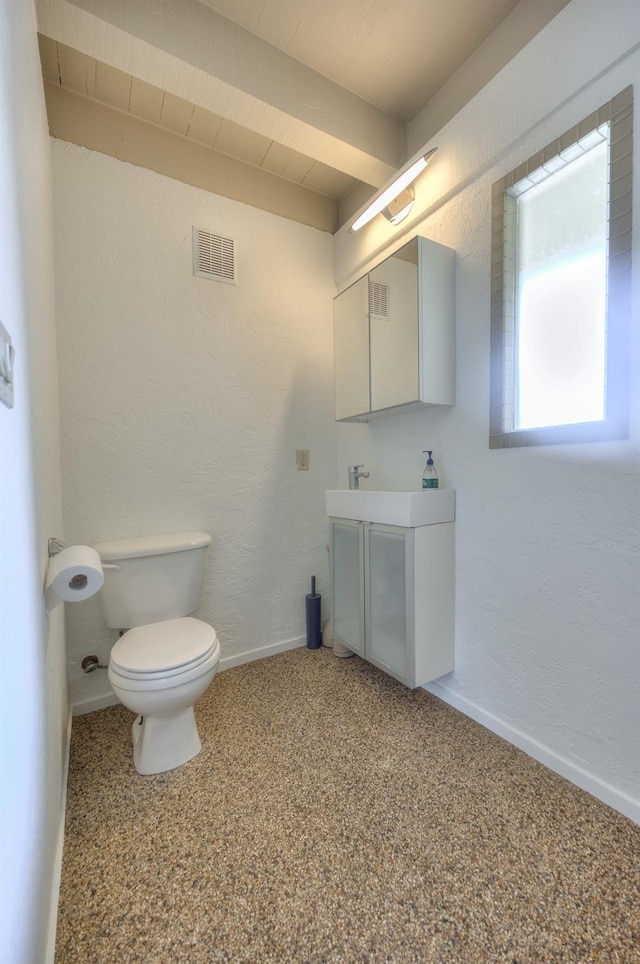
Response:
[325,488,455,527]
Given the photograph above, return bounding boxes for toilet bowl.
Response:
[108,616,221,775]
[95,530,220,775]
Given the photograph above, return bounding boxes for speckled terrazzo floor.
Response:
[56,647,639,963]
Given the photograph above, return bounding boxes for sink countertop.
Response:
[325,488,455,526]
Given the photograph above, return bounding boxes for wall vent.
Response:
[369,280,389,321]
[193,227,236,284]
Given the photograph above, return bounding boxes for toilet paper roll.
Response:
[45,545,104,604]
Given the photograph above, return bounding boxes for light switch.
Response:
[0,320,15,409]
[296,449,309,471]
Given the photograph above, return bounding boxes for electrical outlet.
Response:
[296,449,310,471]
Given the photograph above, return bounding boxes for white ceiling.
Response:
[198,0,522,121]
[36,0,570,231]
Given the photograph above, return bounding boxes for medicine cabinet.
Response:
[334,236,455,422]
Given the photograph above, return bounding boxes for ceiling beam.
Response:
[36,0,407,188]
[44,83,341,232]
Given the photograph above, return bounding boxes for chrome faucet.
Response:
[348,465,370,490]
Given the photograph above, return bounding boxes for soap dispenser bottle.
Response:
[422,450,438,489]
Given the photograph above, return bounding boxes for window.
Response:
[490,87,633,448]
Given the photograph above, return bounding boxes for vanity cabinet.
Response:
[334,236,455,422]
[329,517,454,688]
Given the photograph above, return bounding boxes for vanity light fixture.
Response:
[350,147,438,232]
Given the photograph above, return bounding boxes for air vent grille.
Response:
[193,227,236,284]
[369,280,389,320]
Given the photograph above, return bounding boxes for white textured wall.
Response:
[0,0,67,960]
[334,0,640,821]
[52,142,336,710]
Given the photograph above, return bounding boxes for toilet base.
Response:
[131,707,202,775]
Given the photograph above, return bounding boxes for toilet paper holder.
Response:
[48,537,66,557]
[48,537,120,569]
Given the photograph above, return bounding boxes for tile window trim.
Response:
[489,86,633,450]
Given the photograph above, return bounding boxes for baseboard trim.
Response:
[71,637,307,716]
[72,691,119,716]
[45,708,72,963]
[219,636,305,671]
[425,680,640,826]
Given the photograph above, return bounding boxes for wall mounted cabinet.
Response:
[334,236,455,422]
[329,516,454,688]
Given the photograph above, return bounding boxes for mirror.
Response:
[369,238,419,411]
[334,275,369,420]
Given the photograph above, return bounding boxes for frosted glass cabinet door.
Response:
[331,519,364,656]
[366,525,410,680]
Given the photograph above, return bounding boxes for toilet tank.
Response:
[93,531,211,629]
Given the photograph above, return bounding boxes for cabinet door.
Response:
[334,277,369,420]
[331,519,364,656]
[369,239,419,412]
[365,524,412,683]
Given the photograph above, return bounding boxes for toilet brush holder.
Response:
[305,576,321,650]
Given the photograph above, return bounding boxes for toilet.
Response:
[93,531,220,775]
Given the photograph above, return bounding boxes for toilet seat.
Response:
[110,616,218,682]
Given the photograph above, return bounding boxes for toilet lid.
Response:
[110,617,217,678]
